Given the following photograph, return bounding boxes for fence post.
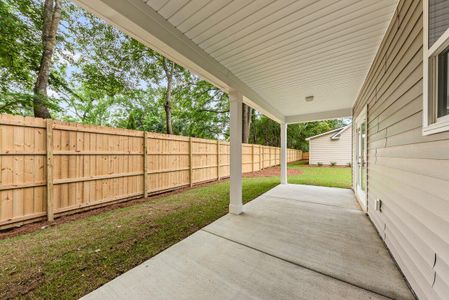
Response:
[217,140,220,180]
[189,137,193,187]
[46,119,54,222]
[143,132,148,198]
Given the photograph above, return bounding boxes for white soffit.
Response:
[75,0,399,122]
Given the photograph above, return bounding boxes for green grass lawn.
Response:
[0,177,279,299]
[288,160,352,189]
[0,162,351,299]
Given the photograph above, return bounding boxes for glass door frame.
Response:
[355,107,368,212]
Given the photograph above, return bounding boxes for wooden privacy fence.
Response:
[0,114,302,229]
[302,152,310,160]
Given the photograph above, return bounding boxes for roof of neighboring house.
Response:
[305,124,352,141]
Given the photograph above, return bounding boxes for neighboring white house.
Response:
[306,125,352,166]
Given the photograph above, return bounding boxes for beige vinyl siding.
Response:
[309,126,351,166]
[352,1,449,299]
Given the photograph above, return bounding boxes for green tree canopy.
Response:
[250,114,347,151]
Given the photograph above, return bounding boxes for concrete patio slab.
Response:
[205,185,413,299]
[83,184,414,300]
[84,230,388,300]
[262,184,358,210]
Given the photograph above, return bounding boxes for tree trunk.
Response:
[162,58,174,134]
[33,0,61,119]
[242,104,253,143]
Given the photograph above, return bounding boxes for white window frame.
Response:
[423,0,449,135]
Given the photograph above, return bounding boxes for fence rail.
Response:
[0,114,302,229]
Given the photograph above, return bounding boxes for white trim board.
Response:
[286,108,352,124]
[305,125,349,141]
[422,0,449,135]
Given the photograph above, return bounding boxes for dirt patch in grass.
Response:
[7,270,44,298]
[244,165,303,177]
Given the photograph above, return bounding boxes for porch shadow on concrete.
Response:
[83,184,414,300]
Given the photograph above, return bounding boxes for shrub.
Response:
[317,162,323,167]
[330,162,337,167]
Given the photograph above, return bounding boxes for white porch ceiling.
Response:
[74,0,399,123]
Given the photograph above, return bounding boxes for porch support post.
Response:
[229,91,243,215]
[280,122,288,184]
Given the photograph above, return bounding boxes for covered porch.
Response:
[71,0,399,218]
[83,184,413,300]
[71,1,417,299]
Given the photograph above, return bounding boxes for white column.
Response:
[229,91,243,214]
[280,122,288,184]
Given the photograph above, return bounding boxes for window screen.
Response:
[429,0,449,47]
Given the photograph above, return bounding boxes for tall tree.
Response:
[33,0,61,118]
[242,104,253,143]
[161,57,175,134]
[173,78,229,139]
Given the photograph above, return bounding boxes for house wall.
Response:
[352,1,449,299]
[309,126,352,166]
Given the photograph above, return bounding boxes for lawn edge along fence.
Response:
[0,114,302,229]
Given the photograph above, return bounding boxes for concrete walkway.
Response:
[83,184,414,300]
